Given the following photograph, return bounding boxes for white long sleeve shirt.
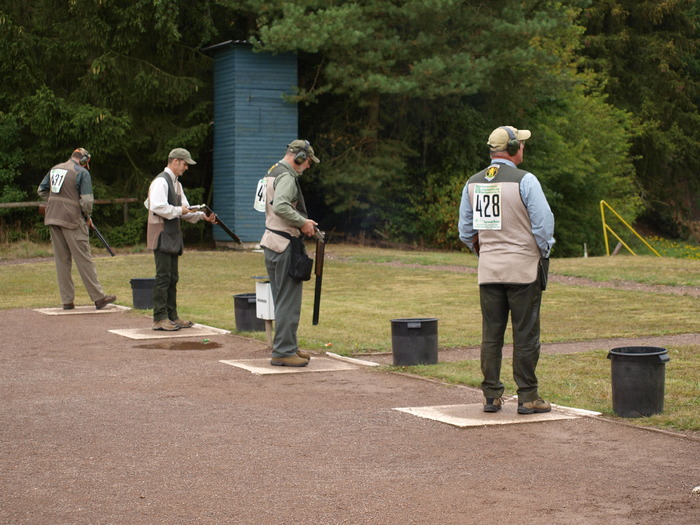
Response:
[144,168,204,223]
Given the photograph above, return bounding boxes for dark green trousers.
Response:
[153,249,179,322]
[479,281,543,402]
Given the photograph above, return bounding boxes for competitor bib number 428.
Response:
[472,183,502,230]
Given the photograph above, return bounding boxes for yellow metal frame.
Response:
[600,200,661,257]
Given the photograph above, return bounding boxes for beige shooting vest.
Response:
[259,162,307,253]
[467,163,540,284]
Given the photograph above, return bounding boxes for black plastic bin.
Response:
[130,278,155,310]
[390,318,438,366]
[607,346,670,418]
[233,293,265,332]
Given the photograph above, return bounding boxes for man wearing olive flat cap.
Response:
[259,140,320,367]
[459,126,555,415]
[145,148,216,331]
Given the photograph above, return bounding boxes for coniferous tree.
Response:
[246,0,637,254]
[0,0,219,198]
[3,0,686,254]
[580,0,700,240]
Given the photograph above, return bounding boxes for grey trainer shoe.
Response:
[153,319,180,331]
[172,318,194,328]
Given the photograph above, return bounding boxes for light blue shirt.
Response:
[458,158,555,257]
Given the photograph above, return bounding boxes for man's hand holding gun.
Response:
[184,205,217,224]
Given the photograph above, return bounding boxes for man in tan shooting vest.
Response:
[259,140,320,367]
[459,127,555,415]
[38,148,116,310]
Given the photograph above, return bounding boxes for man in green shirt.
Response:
[259,140,320,367]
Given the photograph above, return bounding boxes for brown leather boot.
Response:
[95,295,116,310]
[270,355,309,367]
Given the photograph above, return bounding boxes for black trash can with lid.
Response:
[390,318,438,366]
[607,346,670,418]
[233,293,265,332]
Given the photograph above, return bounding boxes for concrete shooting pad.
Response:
[394,402,600,428]
[220,357,359,375]
[109,324,230,340]
[34,304,131,315]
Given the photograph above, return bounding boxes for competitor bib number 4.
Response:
[472,183,502,230]
[253,178,267,212]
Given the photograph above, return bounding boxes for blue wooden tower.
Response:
[206,41,298,245]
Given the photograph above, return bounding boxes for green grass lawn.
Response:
[1,242,698,432]
[401,345,698,433]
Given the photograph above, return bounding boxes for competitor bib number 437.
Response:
[472,183,502,230]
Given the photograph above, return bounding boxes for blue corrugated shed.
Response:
[208,42,298,244]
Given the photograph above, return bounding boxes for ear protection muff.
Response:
[291,140,311,165]
[74,148,91,167]
[500,127,521,156]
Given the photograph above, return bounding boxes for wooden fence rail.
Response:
[0,198,139,223]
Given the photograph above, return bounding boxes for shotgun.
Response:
[91,222,115,256]
[312,228,325,325]
[189,204,242,244]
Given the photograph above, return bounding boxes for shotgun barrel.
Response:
[312,229,325,325]
[190,205,242,244]
[91,222,115,256]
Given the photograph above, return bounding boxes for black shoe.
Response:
[62,303,75,310]
[483,397,504,413]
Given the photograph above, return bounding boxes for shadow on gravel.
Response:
[135,341,222,351]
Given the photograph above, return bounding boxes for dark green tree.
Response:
[0,0,222,235]
[580,0,700,241]
[2,0,671,256]
[244,0,637,255]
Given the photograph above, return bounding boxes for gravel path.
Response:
[1,255,699,524]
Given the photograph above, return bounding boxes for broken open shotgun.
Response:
[189,205,242,244]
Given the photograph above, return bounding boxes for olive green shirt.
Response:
[271,161,308,228]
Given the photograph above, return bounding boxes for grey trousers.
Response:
[49,222,105,304]
[479,281,543,403]
[264,246,303,358]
